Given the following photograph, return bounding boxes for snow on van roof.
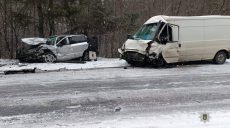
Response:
[144,15,230,24]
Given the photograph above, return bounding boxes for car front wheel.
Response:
[42,52,56,63]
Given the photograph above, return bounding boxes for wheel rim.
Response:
[217,53,226,64]
[43,54,56,63]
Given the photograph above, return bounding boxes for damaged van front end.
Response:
[119,18,165,66]
[119,15,180,67]
[118,39,163,66]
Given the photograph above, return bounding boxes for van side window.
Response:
[158,24,172,44]
[168,25,172,41]
[69,36,87,44]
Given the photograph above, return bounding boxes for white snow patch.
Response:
[0,59,19,66]
[81,111,230,128]
[0,58,129,73]
[2,110,229,128]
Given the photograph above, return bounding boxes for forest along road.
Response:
[0,65,230,127]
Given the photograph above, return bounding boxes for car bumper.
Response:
[17,49,43,62]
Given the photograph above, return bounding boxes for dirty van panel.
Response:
[162,43,179,63]
[157,23,179,63]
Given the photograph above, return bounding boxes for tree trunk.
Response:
[37,1,44,37]
[48,0,55,36]
[3,0,10,58]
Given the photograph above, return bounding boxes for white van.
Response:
[118,15,230,66]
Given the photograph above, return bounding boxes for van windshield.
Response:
[133,23,158,40]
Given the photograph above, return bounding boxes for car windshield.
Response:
[133,23,158,40]
[46,36,57,45]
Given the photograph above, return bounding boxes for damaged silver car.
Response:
[17,35,89,63]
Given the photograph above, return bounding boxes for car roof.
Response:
[48,34,86,38]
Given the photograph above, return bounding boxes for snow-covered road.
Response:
[1,60,230,127]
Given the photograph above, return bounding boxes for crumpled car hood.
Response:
[21,38,47,45]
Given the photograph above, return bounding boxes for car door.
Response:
[69,35,88,58]
[56,36,75,61]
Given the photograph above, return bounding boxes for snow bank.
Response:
[0,59,19,67]
[2,110,229,128]
[1,59,230,75]
[73,110,230,128]
[0,58,129,73]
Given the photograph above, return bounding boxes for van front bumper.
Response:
[123,51,146,63]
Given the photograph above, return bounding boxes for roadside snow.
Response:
[0,58,129,73]
[74,110,230,128]
[1,110,229,128]
[1,58,230,76]
[0,59,19,67]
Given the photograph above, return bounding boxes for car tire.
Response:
[42,52,56,63]
[213,51,227,64]
[82,51,89,61]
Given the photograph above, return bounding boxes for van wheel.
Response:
[82,51,89,61]
[156,55,166,67]
[213,51,227,64]
[42,52,56,63]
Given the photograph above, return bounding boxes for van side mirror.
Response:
[170,24,179,42]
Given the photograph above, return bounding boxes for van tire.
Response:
[42,52,56,63]
[213,51,227,64]
[156,55,166,67]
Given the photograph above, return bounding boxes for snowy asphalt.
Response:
[0,64,230,127]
